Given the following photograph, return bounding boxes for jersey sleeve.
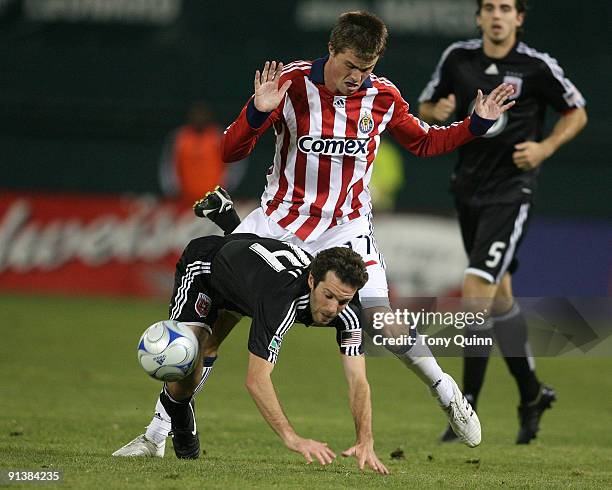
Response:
[247,296,298,364]
[221,71,294,163]
[387,87,493,156]
[333,300,364,357]
[536,58,586,113]
[418,45,456,103]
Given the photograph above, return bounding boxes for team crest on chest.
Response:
[358,111,374,134]
[194,292,212,318]
[503,75,523,100]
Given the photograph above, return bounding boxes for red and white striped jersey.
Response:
[222,56,486,242]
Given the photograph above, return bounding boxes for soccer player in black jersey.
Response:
[418,0,587,444]
[114,233,389,474]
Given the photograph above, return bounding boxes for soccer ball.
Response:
[137,320,200,382]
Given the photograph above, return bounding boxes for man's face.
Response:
[325,45,378,95]
[477,0,524,44]
[308,271,357,325]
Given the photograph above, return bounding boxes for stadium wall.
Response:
[1,191,610,297]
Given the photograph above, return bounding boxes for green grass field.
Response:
[1,293,611,489]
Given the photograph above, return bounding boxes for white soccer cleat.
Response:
[441,374,481,447]
[112,434,165,458]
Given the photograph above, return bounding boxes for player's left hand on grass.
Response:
[513,140,552,170]
[342,442,390,475]
[473,83,515,120]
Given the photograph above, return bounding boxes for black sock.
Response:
[159,387,193,430]
[212,209,241,235]
[462,323,494,410]
[493,304,540,404]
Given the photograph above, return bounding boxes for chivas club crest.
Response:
[194,292,212,318]
[503,75,523,100]
[358,111,374,134]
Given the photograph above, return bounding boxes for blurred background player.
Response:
[418,0,587,444]
[113,234,389,474]
[158,101,246,203]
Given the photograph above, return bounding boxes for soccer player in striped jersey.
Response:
[217,10,516,447]
[418,0,587,444]
[114,234,389,474]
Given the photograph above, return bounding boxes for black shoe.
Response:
[440,424,459,443]
[171,430,200,459]
[160,390,201,459]
[516,384,556,444]
[193,186,234,219]
[170,399,200,459]
[193,186,240,234]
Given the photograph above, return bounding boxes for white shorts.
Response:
[234,207,389,308]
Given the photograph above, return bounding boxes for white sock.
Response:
[431,373,454,407]
[396,334,453,405]
[145,398,171,445]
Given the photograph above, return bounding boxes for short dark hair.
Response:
[329,11,388,61]
[476,0,528,15]
[310,247,368,290]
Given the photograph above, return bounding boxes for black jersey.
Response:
[171,233,364,364]
[419,39,585,204]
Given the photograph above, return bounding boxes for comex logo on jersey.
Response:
[297,136,369,156]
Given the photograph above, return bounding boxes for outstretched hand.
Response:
[254,61,292,113]
[342,443,390,475]
[473,83,515,120]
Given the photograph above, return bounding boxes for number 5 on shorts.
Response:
[485,241,506,268]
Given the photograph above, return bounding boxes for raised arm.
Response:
[253,61,292,112]
[340,355,389,475]
[244,353,336,466]
[221,61,291,163]
[388,83,515,157]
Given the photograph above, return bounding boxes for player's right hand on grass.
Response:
[342,442,390,475]
[285,435,336,466]
[254,61,292,112]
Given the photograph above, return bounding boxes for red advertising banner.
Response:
[0,191,220,297]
